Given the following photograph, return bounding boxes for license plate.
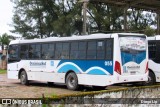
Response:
[130,71,136,75]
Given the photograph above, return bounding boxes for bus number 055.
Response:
[105,61,112,66]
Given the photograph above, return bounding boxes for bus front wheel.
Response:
[66,72,79,90]
[20,71,29,85]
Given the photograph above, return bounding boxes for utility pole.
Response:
[157,12,160,35]
[124,6,128,32]
[79,0,89,35]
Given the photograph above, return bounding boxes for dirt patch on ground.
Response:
[0,74,79,98]
[0,74,137,98]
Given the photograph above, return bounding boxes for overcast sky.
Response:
[0,0,14,36]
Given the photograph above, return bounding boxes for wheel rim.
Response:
[148,76,152,83]
[21,74,25,84]
[68,76,76,88]
[145,75,152,84]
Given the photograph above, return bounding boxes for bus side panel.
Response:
[7,70,19,79]
[149,60,160,82]
[78,74,114,86]
[56,60,114,86]
[20,60,65,83]
[27,72,65,83]
[148,40,160,82]
[7,62,19,79]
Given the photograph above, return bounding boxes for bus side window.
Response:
[70,42,78,59]
[42,43,54,59]
[29,45,34,59]
[35,44,41,59]
[48,43,55,59]
[148,42,156,60]
[42,44,48,59]
[55,43,62,59]
[106,39,113,60]
[78,42,86,59]
[61,43,70,59]
[155,42,160,63]
[20,45,28,59]
[28,44,41,59]
[87,41,96,59]
[97,41,105,59]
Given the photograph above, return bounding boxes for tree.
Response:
[11,0,156,38]
[127,9,156,33]
[0,33,11,50]
[144,26,155,36]
[11,0,47,39]
[87,3,124,33]
[11,0,83,38]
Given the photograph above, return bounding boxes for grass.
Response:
[0,69,7,74]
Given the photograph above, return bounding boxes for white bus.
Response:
[7,33,148,90]
[148,35,160,84]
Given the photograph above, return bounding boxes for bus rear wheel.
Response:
[20,71,29,85]
[147,71,156,85]
[66,72,79,90]
[143,71,156,85]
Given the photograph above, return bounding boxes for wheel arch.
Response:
[148,69,156,81]
[65,70,78,83]
[18,68,26,79]
[148,69,155,76]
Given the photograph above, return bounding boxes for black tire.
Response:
[143,71,156,85]
[66,72,79,90]
[20,71,29,85]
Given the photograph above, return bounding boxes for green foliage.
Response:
[11,0,83,38]
[0,33,13,50]
[0,33,15,50]
[0,33,10,45]
[11,0,156,38]
[127,9,156,33]
[0,70,6,74]
[144,26,155,36]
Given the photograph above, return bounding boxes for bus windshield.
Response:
[8,45,19,62]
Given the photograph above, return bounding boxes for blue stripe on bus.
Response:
[121,51,146,65]
[57,64,81,74]
[57,60,113,75]
[87,68,107,75]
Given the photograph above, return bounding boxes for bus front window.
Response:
[8,45,19,62]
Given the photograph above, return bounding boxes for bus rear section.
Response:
[115,34,148,83]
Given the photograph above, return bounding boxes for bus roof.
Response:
[9,33,145,45]
[147,35,160,40]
